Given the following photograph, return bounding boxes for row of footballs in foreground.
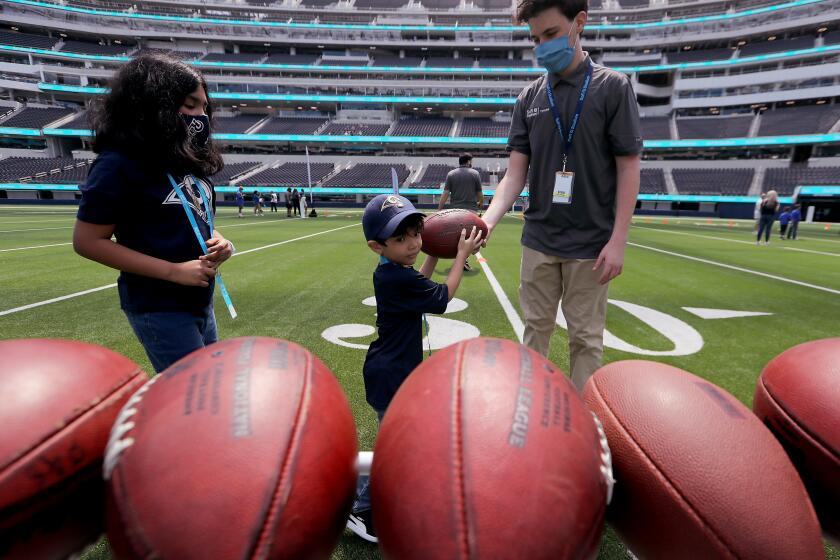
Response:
[1,334,837,559]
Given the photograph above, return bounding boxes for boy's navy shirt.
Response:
[363,260,448,411]
[77,150,216,313]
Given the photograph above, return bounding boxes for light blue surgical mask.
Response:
[535,24,578,74]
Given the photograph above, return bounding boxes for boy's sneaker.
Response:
[347,509,377,543]
[463,261,472,271]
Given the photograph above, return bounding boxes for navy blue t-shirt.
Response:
[363,261,449,411]
[76,150,216,313]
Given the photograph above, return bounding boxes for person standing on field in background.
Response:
[787,204,801,240]
[235,186,244,218]
[438,153,484,271]
[779,207,791,240]
[285,187,293,217]
[481,0,642,391]
[270,191,278,213]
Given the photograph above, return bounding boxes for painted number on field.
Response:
[322,296,770,357]
[321,296,479,351]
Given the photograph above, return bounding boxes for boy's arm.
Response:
[442,227,483,301]
[73,219,216,287]
[419,254,438,279]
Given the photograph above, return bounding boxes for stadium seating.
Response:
[739,35,815,57]
[60,40,133,55]
[425,57,475,68]
[56,112,90,130]
[213,115,265,134]
[639,168,667,194]
[667,48,734,64]
[458,118,511,138]
[390,117,453,137]
[758,104,840,136]
[412,164,454,187]
[478,58,535,68]
[264,53,319,65]
[373,56,423,67]
[763,166,840,195]
[259,117,329,135]
[677,115,753,139]
[245,162,335,187]
[0,157,91,183]
[321,163,409,188]
[0,29,58,49]
[640,117,672,140]
[672,168,754,195]
[201,53,266,63]
[2,107,75,129]
[209,161,262,184]
[322,122,391,136]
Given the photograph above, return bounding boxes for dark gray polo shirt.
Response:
[507,53,643,259]
[444,165,482,210]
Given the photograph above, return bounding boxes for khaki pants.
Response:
[519,245,609,391]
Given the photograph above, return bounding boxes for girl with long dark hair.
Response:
[73,53,233,372]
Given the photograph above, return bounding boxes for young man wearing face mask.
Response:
[73,54,234,373]
[482,0,642,391]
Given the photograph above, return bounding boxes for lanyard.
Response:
[167,173,237,320]
[545,61,593,172]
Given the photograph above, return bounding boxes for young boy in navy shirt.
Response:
[347,193,483,542]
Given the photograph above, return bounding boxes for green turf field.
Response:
[1,205,838,559]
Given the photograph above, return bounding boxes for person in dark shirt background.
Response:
[346,193,483,543]
[73,53,233,373]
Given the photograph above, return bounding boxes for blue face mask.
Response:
[534,24,578,74]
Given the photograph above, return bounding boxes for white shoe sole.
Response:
[346,515,378,543]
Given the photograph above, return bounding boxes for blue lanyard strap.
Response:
[167,173,238,320]
[545,61,593,170]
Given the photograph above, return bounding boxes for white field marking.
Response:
[0,225,73,233]
[0,241,72,253]
[783,246,840,258]
[682,307,773,320]
[475,251,524,342]
[628,242,840,296]
[0,218,76,225]
[633,225,754,245]
[0,283,118,317]
[633,225,840,257]
[234,223,359,255]
[798,235,840,244]
[0,223,360,317]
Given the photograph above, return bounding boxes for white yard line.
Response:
[235,223,359,255]
[0,226,73,233]
[798,235,840,244]
[0,242,72,253]
[628,242,840,296]
[0,223,360,317]
[0,283,118,317]
[633,225,840,257]
[0,218,76,225]
[475,251,524,342]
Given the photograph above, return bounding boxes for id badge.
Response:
[552,171,574,205]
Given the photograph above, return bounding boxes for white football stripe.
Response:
[682,307,773,320]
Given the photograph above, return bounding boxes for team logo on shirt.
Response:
[381,195,404,211]
[526,106,550,119]
[163,176,212,224]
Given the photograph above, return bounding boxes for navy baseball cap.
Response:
[362,194,424,241]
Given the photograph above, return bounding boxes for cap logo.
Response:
[381,195,404,211]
